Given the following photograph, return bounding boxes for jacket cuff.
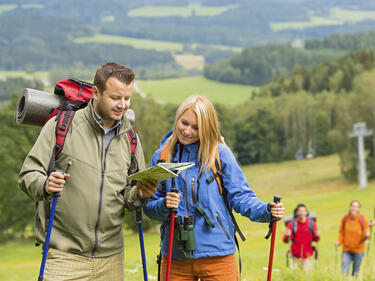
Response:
[37,176,50,200]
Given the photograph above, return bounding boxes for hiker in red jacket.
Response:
[283,204,320,271]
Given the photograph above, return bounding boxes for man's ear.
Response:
[92,86,99,99]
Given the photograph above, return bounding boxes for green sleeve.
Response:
[18,117,56,200]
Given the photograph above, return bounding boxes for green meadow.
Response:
[137,76,255,105]
[1,154,374,280]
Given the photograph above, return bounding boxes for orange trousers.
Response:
[160,254,238,281]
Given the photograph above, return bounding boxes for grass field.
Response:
[1,154,374,280]
[127,3,238,18]
[137,76,255,105]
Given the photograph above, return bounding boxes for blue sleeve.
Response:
[219,145,271,223]
[143,149,170,222]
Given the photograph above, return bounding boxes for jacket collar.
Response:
[84,101,132,134]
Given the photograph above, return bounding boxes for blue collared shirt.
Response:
[93,110,121,149]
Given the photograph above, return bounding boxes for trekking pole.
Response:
[134,199,148,281]
[166,187,179,281]
[38,163,70,281]
[265,195,282,281]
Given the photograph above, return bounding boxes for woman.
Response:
[144,94,284,281]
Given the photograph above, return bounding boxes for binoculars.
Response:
[174,216,196,258]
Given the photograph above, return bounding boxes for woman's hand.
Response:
[164,192,182,209]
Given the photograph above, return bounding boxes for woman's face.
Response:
[176,107,199,145]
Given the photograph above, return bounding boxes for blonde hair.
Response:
[166,94,223,171]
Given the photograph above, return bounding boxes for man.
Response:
[283,203,320,271]
[335,200,370,277]
[19,62,157,280]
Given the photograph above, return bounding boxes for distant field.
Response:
[271,16,343,31]
[173,54,204,70]
[101,15,115,22]
[137,76,255,105]
[21,4,44,9]
[128,3,238,18]
[74,33,184,52]
[74,33,241,53]
[0,4,16,14]
[331,7,375,23]
[271,7,375,31]
[1,154,375,280]
[0,71,49,81]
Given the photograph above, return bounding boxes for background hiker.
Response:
[18,62,157,281]
[283,203,320,271]
[335,200,370,277]
[143,94,285,281]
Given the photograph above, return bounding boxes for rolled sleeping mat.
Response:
[15,88,62,127]
[14,88,135,127]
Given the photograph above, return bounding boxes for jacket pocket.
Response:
[216,213,231,240]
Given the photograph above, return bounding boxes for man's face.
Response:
[349,201,360,216]
[176,107,199,145]
[92,77,133,129]
[296,206,308,221]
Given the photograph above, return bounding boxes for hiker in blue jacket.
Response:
[144,94,284,281]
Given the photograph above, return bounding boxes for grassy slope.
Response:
[1,154,375,280]
[137,76,255,105]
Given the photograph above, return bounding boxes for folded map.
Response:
[128,162,195,181]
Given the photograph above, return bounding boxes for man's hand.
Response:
[45,171,70,195]
[164,192,182,209]
[137,180,157,199]
[334,241,341,248]
[268,202,285,219]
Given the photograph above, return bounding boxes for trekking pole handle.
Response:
[170,187,179,213]
[53,163,71,197]
[273,195,282,204]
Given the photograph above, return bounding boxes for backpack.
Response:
[343,214,365,233]
[284,212,317,240]
[39,78,138,233]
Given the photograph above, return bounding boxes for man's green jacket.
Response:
[18,102,145,258]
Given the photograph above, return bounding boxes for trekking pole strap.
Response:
[265,195,282,239]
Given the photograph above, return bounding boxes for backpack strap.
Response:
[309,217,314,233]
[126,128,139,181]
[42,109,75,231]
[213,146,246,242]
[160,143,169,163]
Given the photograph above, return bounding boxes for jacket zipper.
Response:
[183,151,190,216]
[91,132,115,257]
[216,213,230,240]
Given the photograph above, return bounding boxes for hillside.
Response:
[1,154,374,280]
[1,0,375,74]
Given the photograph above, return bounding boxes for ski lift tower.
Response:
[348,122,373,189]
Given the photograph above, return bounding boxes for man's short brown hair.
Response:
[93,62,135,94]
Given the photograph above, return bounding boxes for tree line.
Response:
[203,31,375,86]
